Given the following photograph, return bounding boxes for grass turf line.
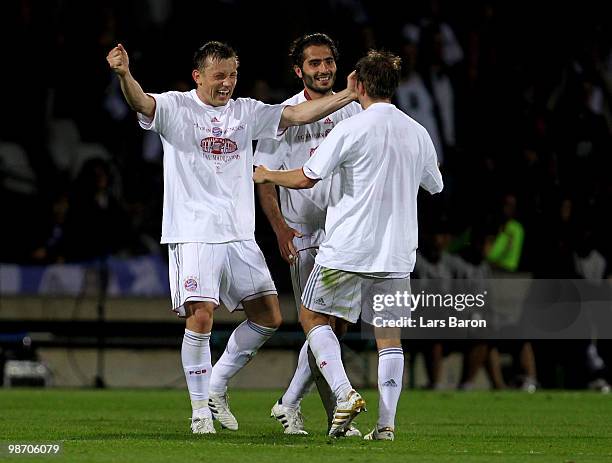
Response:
[1,389,611,462]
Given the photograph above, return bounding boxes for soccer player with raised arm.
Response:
[254,51,443,440]
[106,41,357,435]
[254,33,362,436]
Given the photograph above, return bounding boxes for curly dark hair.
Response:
[289,33,339,69]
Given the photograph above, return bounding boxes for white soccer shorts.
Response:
[168,240,277,317]
[288,224,325,313]
[301,263,411,324]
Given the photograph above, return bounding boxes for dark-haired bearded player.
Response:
[254,33,361,436]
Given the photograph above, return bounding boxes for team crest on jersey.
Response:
[212,127,223,136]
[200,137,238,155]
[184,277,198,292]
[201,137,240,169]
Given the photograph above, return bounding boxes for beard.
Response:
[302,71,336,96]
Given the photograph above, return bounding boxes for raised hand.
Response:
[106,43,130,77]
[346,70,358,100]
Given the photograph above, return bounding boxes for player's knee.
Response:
[271,311,283,329]
[187,302,214,326]
[298,307,310,327]
[299,306,322,330]
[244,296,282,329]
[257,311,282,330]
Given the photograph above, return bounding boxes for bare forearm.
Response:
[118,72,155,117]
[257,183,288,234]
[280,88,354,129]
[263,168,317,189]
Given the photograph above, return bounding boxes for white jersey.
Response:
[303,102,443,273]
[254,90,361,227]
[138,90,284,244]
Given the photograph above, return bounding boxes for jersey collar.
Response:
[190,89,228,112]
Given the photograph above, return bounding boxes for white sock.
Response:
[281,341,314,408]
[182,329,212,418]
[209,320,277,394]
[377,347,404,428]
[306,324,352,401]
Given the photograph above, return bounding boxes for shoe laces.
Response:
[191,417,209,430]
[287,407,305,429]
[377,426,394,434]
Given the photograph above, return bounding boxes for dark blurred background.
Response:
[1,0,610,276]
[0,0,610,390]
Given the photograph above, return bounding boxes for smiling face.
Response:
[192,57,238,107]
[295,44,337,97]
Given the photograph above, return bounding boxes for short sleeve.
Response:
[347,101,363,117]
[244,98,285,140]
[419,130,444,194]
[137,92,179,136]
[303,123,351,180]
[254,136,289,169]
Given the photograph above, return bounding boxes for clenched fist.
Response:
[107,43,130,76]
[253,165,269,184]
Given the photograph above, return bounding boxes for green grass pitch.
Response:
[1,389,611,462]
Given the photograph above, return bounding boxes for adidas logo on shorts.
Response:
[382,379,398,387]
[314,297,326,306]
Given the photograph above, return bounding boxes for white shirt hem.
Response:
[161,234,254,244]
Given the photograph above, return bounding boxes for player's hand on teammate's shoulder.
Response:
[253,165,269,184]
[106,43,130,76]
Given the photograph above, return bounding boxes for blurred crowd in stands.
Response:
[1,0,610,390]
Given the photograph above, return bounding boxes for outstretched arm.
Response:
[279,72,358,129]
[106,44,156,118]
[253,166,318,190]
